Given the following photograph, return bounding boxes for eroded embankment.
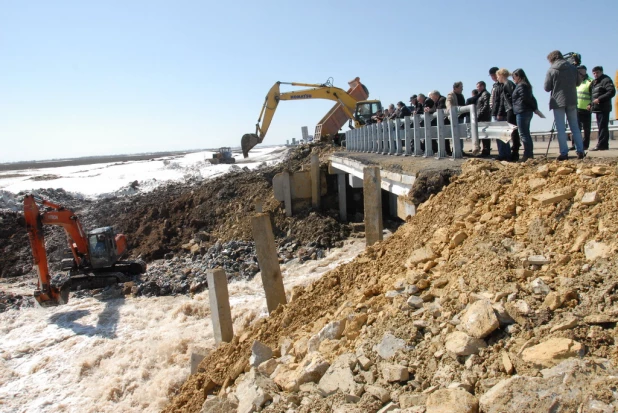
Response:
[165,158,618,413]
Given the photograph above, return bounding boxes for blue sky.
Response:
[1,0,617,162]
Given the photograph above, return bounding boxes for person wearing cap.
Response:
[589,66,616,151]
[543,50,585,160]
[576,65,593,150]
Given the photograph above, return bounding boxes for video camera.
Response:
[563,52,582,66]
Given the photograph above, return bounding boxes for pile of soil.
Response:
[164,158,618,413]
[0,144,352,307]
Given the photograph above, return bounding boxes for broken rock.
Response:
[381,363,409,382]
[426,388,479,413]
[460,300,500,338]
[445,331,486,356]
[406,246,437,267]
[249,341,273,368]
[521,338,584,368]
[318,353,363,397]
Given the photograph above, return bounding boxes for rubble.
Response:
[164,157,618,413]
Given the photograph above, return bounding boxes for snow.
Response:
[0,146,287,199]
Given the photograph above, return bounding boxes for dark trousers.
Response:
[577,109,592,149]
[595,111,610,149]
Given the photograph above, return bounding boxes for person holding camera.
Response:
[589,66,616,151]
[543,50,585,160]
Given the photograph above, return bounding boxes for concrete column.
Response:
[254,199,263,213]
[282,171,292,217]
[413,114,423,156]
[377,122,383,153]
[450,105,463,159]
[207,269,233,344]
[424,112,434,157]
[251,213,287,313]
[337,173,347,222]
[436,109,446,159]
[388,119,396,155]
[363,166,383,246]
[395,118,403,155]
[311,149,320,208]
[404,116,412,156]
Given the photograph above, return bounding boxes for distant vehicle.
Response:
[210,147,236,164]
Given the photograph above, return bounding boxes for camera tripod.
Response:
[544,119,556,157]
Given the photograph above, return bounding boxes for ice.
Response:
[0,146,287,200]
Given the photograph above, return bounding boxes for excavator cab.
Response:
[354,100,383,126]
[87,227,120,269]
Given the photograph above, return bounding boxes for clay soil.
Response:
[164,157,618,412]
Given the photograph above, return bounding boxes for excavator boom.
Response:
[23,195,71,306]
[241,78,380,157]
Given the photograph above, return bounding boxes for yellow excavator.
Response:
[241,77,382,157]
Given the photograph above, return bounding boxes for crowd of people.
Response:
[365,50,616,161]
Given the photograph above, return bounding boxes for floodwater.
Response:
[0,238,369,413]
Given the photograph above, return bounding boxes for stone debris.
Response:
[160,157,618,413]
[521,338,585,368]
[426,388,479,413]
[459,300,499,338]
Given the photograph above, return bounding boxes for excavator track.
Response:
[66,260,146,291]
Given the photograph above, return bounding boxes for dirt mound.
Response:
[164,158,618,413]
[0,144,350,301]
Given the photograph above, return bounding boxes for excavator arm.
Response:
[241,79,366,158]
[23,195,77,306]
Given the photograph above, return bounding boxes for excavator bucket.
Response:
[34,280,71,307]
[241,133,260,158]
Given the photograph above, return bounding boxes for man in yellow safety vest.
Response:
[576,65,593,150]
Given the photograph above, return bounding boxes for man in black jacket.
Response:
[589,66,616,151]
[489,67,505,121]
[476,81,492,156]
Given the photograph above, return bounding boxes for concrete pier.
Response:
[363,166,383,246]
[251,213,287,313]
[311,148,320,208]
[337,173,347,222]
[207,269,233,344]
[282,171,292,217]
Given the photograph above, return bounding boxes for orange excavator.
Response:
[24,194,146,306]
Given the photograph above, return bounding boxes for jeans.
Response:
[577,109,592,149]
[516,111,534,157]
[595,111,610,149]
[553,105,583,155]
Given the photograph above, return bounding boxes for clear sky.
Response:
[1,0,617,162]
